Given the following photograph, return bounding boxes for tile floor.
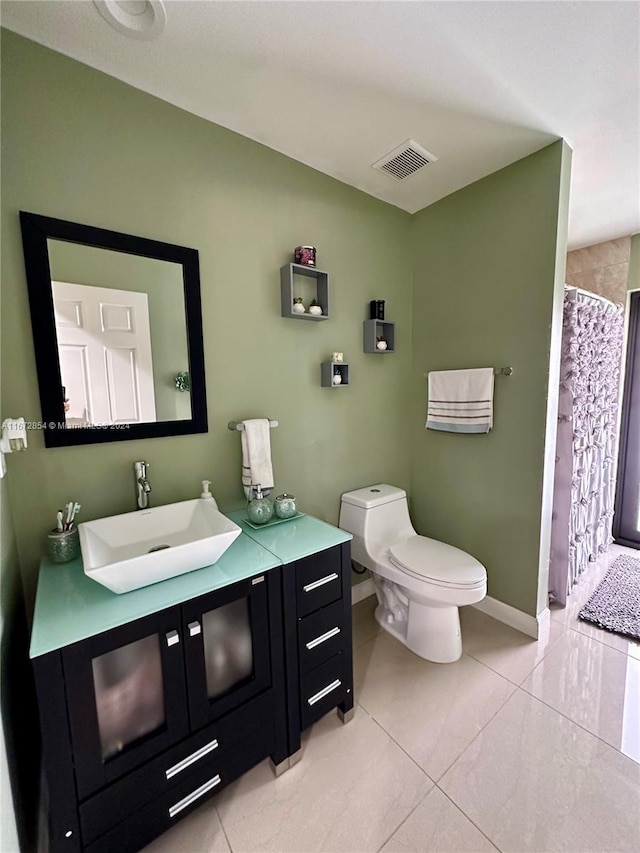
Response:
[145,545,640,852]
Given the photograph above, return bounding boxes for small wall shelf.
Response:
[363,319,395,353]
[280,263,330,320]
[321,361,349,388]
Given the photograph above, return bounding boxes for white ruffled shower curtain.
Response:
[549,288,625,607]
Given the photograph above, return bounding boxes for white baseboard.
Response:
[351,577,375,605]
[472,595,549,639]
[349,579,549,641]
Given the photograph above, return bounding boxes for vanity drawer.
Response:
[298,601,345,675]
[300,652,347,730]
[85,763,229,853]
[86,713,272,853]
[80,690,274,845]
[296,549,342,617]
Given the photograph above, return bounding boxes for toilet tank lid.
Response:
[341,484,406,509]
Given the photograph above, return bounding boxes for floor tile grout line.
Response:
[374,787,434,853]
[431,677,519,784]
[434,783,502,852]
[517,681,640,765]
[462,643,561,689]
[568,622,640,657]
[214,802,234,853]
[459,645,547,692]
[461,619,571,687]
[357,643,519,784]
[363,704,438,781]
[462,648,524,688]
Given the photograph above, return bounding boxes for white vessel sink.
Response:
[78,500,242,594]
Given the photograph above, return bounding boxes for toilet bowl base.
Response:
[374,597,462,664]
[407,599,462,663]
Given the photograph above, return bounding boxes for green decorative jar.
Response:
[247,485,274,525]
[274,493,297,519]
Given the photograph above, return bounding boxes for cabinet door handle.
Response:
[188,621,201,637]
[307,678,342,706]
[303,572,339,593]
[166,630,180,647]
[165,738,219,780]
[168,774,221,818]
[306,626,341,650]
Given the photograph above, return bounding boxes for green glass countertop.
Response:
[226,510,351,563]
[30,532,280,658]
[30,512,351,658]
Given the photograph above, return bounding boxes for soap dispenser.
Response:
[200,480,218,510]
[247,484,273,525]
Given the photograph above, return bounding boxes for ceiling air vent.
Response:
[372,139,437,182]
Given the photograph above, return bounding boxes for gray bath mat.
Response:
[578,555,640,641]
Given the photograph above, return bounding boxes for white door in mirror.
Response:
[53,281,156,426]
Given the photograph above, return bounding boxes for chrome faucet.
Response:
[134,461,152,509]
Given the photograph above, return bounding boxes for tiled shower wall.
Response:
[566,237,631,306]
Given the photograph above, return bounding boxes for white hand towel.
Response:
[241,419,274,498]
[426,368,494,433]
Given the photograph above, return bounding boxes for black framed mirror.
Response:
[20,212,207,447]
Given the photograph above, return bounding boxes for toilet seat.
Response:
[388,536,486,589]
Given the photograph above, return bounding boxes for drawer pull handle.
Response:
[306,626,341,650]
[169,774,221,818]
[303,573,339,593]
[165,738,219,780]
[188,621,201,637]
[308,678,342,706]
[166,630,180,647]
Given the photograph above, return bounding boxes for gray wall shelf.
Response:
[321,361,349,387]
[363,319,395,353]
[280,263,330,320]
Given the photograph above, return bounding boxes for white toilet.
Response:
[339,484,487,663]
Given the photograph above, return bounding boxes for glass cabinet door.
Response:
[92,634,165,761]
[202,597,254,700]
[63,607,189,798]
[183,575,271,730]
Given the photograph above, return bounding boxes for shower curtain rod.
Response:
[565,285,618,310]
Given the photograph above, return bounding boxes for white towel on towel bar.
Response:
[241,419,274,498]
[426,368,494,433]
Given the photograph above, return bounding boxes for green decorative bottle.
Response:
[247,484,273,525]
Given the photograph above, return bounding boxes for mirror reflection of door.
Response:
[48,238,192,425]
[53,281,157,426]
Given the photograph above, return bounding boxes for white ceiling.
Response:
[2,1,639,249]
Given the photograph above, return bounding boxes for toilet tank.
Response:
[339,484,415,567]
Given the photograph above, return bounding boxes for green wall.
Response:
[409,141,571,617]
[629,233,640,291]
[1,30,413,605]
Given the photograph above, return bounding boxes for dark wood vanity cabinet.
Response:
[34,569,288,853]
[282,542,354,754]
[32,540,353,853]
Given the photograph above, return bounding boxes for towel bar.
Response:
[228,419,279,431]
[423,367,512,378]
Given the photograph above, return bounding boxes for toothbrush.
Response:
[56,510,63,533]
[64,502,74,531]
[70,503,81,530]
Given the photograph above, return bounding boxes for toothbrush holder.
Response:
[47,528,80,564]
